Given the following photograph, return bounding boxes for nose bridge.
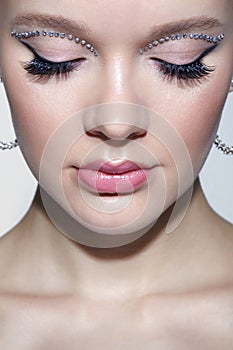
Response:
[100,53,137,103]
[83,53,148,140]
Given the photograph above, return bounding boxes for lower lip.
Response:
[77,168,150,193]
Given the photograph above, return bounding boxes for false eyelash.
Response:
[22,55,84,82]
[156,59,215,80]
[20,41,84,82]
[23,56,82,77]
[151,44,217,82]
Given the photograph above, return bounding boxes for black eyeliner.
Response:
[153,43,218,66]
[19,40,79,64]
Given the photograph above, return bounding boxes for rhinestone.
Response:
[94,51,98,56]
[176,34,182,40]
[194,33,199,39]
[139,49,143,55]
[189,34,194,39]
[152,40,159,46]
[90,47,94,52]
[148,43,153,49]
[144,46,149,51]
[60,33,66,38]
[36,31,41,36]
[183,33,188,39]
[54,32,60,37]
[86,43,92,49]
[67,34,73,40]
[159,38,165,43]
[198,34,204,39]
[81,40,86,45]
[202,34,207,40]
[213,37,218,43]
[42,31,47,36]
[75,37,80,43]
[49,31,54,37]
[170,35,176,40]
[165,36,170,41]
[11,30,16,36]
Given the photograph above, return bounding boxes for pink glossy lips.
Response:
[77,160,150,193]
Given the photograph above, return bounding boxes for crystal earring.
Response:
[0,75,19,151]
[214,135,233,155]
[214,79,233,155]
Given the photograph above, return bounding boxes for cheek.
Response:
[175,83,229,174]
[5,84,58,177]
[146,75,230,177]
[4,80,89,178]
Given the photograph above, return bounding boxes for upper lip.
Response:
[78,160,153,174]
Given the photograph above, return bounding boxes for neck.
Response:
[4,179,222,299]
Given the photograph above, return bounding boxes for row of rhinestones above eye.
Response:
[11,30,98,56]
[139,33,225,54]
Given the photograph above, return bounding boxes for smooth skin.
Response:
[0,0,233,349]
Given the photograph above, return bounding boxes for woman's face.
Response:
[0,0,233,241]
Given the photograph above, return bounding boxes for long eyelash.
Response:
[157,59,214,80]
[152,44,217,82]
[23,56,81,80]
[20,41,83,82]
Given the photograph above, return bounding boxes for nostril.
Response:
[86,129,110,141]
[86,124,147,141]
[128,130,147,140]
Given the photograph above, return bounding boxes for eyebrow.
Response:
[12,13,223,41]
[147,16,223,41]
[12,12,91,36]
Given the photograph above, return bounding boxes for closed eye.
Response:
[20,41,85,82]
[150,44,218,83]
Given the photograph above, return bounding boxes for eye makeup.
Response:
[140,32,224,83]
[11,29,98,57]
[153,44,217,82]
[10,29,224,85]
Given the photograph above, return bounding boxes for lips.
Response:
[77,160,151,193]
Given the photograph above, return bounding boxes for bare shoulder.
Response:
[142,286,233,348]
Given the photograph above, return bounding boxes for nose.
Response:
[83,103,149,141]
[87,123,146,141]
[83,54,149,141]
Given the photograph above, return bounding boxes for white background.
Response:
[0,84,232,237]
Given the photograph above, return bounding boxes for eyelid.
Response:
[151,43,218,65]
[20,40,82,64]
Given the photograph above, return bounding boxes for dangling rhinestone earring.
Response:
[214,135,233,155]
[0,75,19,151]
[214,79,233,155]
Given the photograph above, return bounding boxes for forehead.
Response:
[1,0,232,43]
